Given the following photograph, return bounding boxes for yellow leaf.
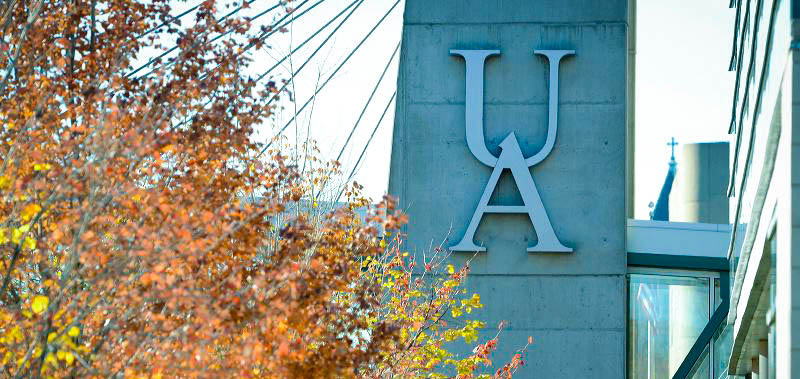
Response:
[8,326,23,342]
[33,163,51,171]
[67,326,79,337]
[32,295,48,314]
[44,352,57,367]
[447,265,455,274]
[23,237,36,250]
[62,351,74,365]
[0,228,8,244]
[0,176,10,190]
[11,228,22,244]
[21,204,41,221]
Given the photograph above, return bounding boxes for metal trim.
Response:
[627,253,730,272]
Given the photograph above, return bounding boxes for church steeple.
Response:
[651,138,678,221]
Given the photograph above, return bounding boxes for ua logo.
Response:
[450,49,573,253]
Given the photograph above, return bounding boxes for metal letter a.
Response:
[450,133,572,253]
[450,49,573,253]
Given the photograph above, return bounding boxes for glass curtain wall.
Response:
[628,272,721,378]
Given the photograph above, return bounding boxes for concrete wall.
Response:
[388,1,628,376]
[670,142,730,224]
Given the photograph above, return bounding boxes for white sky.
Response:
[162,0,736,220]
[634,0,734,219]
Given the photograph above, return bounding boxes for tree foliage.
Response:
[0,0,528,377]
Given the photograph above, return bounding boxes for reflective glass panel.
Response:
[628,274,710,379]
[687,344,710,379]
[712,322,731,379]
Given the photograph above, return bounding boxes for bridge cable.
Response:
[196,0,330,82]
[136,2,203,40]
[127,0,283,78]
[258,0,402,156]
[333,40,399,164]
[263,0,369,105]
[335,91,396,203]
[169,0,354,130]
[253,0,362,86]
[314,41,399,196]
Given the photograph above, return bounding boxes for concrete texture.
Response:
[388,0,628,377]
[670,142,730,224]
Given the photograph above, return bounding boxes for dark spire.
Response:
[668,137,678,160]
[652,139,678,221]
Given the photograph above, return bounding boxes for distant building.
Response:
[638,141,732,378]
[650,140,678,222]
[651,142,730,224]
[671,142,730,225]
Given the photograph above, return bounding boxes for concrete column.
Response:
[626,0,636,219]
[759,339,768,379]
[389,0,628,376]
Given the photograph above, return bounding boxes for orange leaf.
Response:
[51,228,64,242]
[81,231,96,242]
[277,341,290,357]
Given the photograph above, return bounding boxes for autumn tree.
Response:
[0,0,528,377]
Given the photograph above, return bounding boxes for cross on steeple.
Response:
[667,137,678,160]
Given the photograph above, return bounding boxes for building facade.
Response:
[389,0,628,376]
[724,0,798,378]
[386,0,800,378]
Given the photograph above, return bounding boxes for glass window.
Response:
[688,344,710,379]
[710,278,732,379]
[628,273,711,379]
[712,322,731,379]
